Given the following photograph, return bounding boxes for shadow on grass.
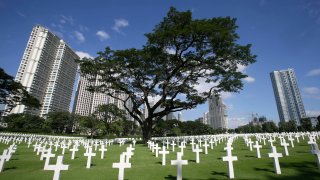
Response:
[245,155,256,158]
[265,161,320,180]
[211,170,228,178]
[254,167,274,173]
[165,174,191,180]
[4,166,17,171]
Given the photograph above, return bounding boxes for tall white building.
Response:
[73,74,133,120]
[207,96,228,129]
[10,25,78,117]
[270,68,306,124]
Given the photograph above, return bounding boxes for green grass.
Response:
[0,137,319,180]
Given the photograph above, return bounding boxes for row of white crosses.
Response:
[222,137,238,179]
[112,144,135,180]
[0,143,17,172]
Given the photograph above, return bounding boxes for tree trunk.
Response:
[142,119,153,143]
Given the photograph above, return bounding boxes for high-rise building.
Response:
[9,25,78,117]
[202,112,209,125]
[270,68,306,124]
[73,74,133,120]
[207,96,228,129]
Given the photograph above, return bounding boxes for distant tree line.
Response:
[235,117,320,133]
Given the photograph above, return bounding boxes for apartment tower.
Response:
[270,68,306,124]
[10,25,78,117]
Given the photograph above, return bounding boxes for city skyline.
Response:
[0,0,319,128]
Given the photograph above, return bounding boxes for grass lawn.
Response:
[0,136,319,180]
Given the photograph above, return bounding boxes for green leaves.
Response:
[0,67,41,112]
[78,7,256,141]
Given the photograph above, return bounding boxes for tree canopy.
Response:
[0,67,41,113]
[78,7,256,142]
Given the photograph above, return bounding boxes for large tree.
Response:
[94,104,126,135]
[78,7,256,142]
[0,67,40,113]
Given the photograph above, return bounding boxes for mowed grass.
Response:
[0,137,319,180]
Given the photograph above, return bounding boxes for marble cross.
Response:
[112,153,131,180]
[84,147,96,168]
[268,146,283,174]
[222,143,238,179]
[171,152,188,180]
[311,143,320,169]
[281,139,290,156]
[69,145,78,160]
[154,144,161,158]
[0,149,10,172]
[171,141,176,152]
[253,141,262,158]
[43,150,55,170]
[159,146,169,166]
[203,140,209,154]
[45,156,69,180]
[99,144,108,159]
[193,144,202,163]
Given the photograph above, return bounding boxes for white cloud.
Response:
[306,110,320,117]
[228,117,249,129]
[96,30,110,41]
[303,87,320,99]
[166,48,176,55]
[76,51,93,59]
[112,18,129,32]
[306,68,320,76]
[74,31,85,43]
[237,64,247,73]
[221,92,233,99]
[60,15,74,25]
[243,76,255,83]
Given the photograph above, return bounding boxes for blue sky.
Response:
[0,0,319,128]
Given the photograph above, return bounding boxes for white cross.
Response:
[198,139,202,147]
[203,140,209,154]
[43,150,55,170]
[288,137,295,148]
[99,144,108,159]
[0,149,10,172]
[159,146,169,165]
[69,145,78,160]
[295,134,300,143]
[281,140,290,156]
[154,144,161,158]
[268,138,275,147]
[268,146,283,174]
[171,141,176,152]
[222,144,238,179]
[171,152,188,180]
[45,156,69,180]
[261,137,266,145]
[124,147,134,163]
[209,138,214,149]
[193,144,202,163]
[112,153,131,180]
[166,139,170,149]
[60,144,68,155]
[253,141,262,158]
[84,147,96,168]
[248,140,253,151]
[311,143,320,169]
[190,141,196,151]
[179,142,185,156]
[54,142,60,151]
